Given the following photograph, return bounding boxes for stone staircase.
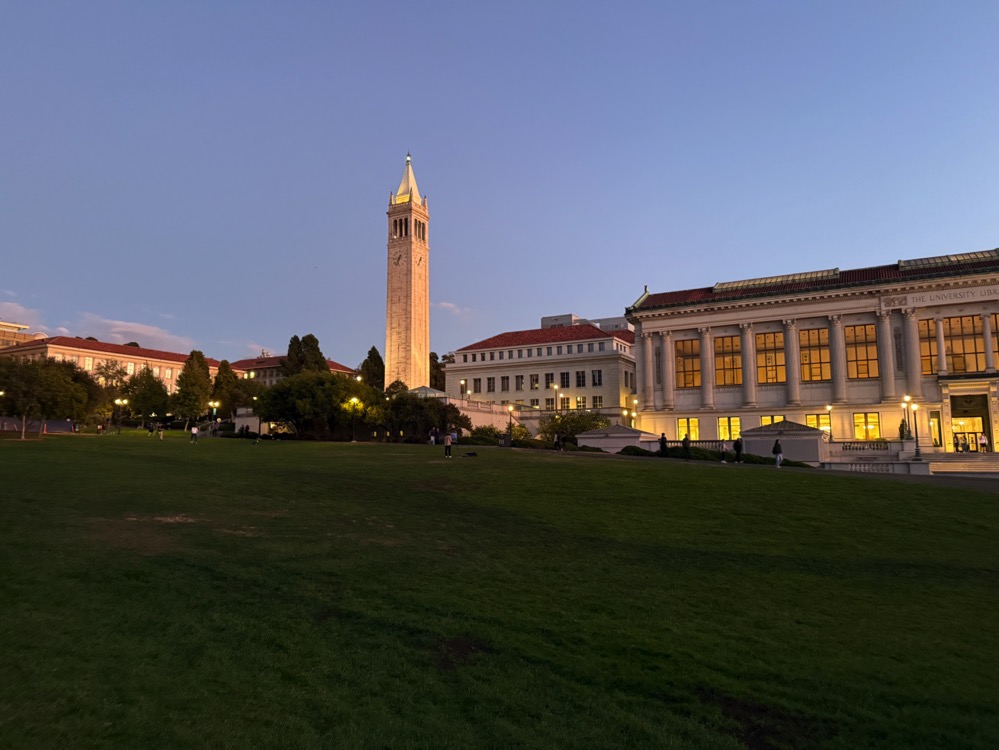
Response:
[928,452,999,475]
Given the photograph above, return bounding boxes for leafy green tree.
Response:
[281,335,305,376]
[385,379,408,397]
[537,411,610,446]
[212,360,241,419]
[359,346,385,390]
[125,367,170,422]
[0,358,91,439]
[429,352,447,391]
[173,350,213,427]
[383,393,471,442]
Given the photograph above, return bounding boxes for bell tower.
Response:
[385,153,430,389]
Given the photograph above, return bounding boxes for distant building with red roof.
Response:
[625,246,999,464]
[229,353,355,387]
[0,336,224,393]
[445,315,638,427]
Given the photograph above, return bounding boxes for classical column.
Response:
[983,313,996,373]
[877,311,897,401]
[783,319,801,406]
[642,332,655,410]
[699,327,715,409]
[903,309,924,399]
[935,319,948,376]
[661,332,676,410]
[829,315,848,404]
[740,323,757,407]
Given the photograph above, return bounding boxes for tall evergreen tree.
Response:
[430,352,449,391]
[281,335,305,376]
[359,346,385,390]
[300,334,327,373]
[173,350,213,425]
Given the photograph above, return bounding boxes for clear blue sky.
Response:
[2,2,996,368]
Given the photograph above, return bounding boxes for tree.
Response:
[0,358,91,439]
[429,352,448,391]
[359,346,385,390]
[258,371,376,440]
[537,411,611,446]
[280,333,327,377]
[212,360,241,419]
[385,379,408,397]
[125,367,170,422]
[173,350,213,426]
[94,359,129,392]
[383,393,471,442]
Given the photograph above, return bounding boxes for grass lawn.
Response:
[1,432,997,749]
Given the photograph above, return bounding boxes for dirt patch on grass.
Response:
[218,527,260,537]
[433,635,494,673]
[695,688,830,750]
[87,518,177,556]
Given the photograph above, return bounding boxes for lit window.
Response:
[575,396,586,409]
[592,396,603,408]
[677,417,699,441]
[799,328,830,381]
[755,332,786,384]
[675,339,701,388]
[761,415,785,426]
[845,324,879,379]
[714,336,742,386]
[805,414,830,432]
[717,417,741,440]
[853,412,881,440]
[531,374,540,390]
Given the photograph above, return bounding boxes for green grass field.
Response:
[2,433,997,749]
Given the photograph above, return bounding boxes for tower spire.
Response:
[393,152,421,204]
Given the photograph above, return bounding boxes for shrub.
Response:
[619,445,656,457]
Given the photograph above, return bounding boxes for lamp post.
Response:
[622,408,629,426]
[349,397,360,442]
[553,384,560,412]
[114,398,128,434]
[902,395,912,438]
[0,389,5,431]
[252,396,262,437]
[507,404,514,445]
[459,379,466,398]
[911,403,921,460]
[826,404,833,442]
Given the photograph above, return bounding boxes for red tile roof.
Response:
[458,323,634,352]
[632,251,999,312]
[229,355,355,375]
[0,336,222,367]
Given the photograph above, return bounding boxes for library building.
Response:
[626,248,999,455]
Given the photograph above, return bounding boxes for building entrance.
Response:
[949,394,991,452]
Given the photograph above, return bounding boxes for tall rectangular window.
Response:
[853,412,881,440]
[799,328,830,381]
[556,346,563,355]
[845,324,879,379]
[755,332,786,384]
[544,373,554,388]
[717,417,741,440]
[164,368,173,379]
[472,378,481,393]
[675,339,701,388]
[560,396,570,411]
[84,357,93,371]
[530,398,539,408]
[677,417,699,440]
[545,398,555,410]
[919,319,937,375]
[714,336,742,386]
[531,374,540,390]
[545,347,551,356]
[761,415,785,426]
[592,396,603,408]
[575,371,586,387]
[487,377,495,392]
[944,315,987,373]
[591,369,603,386]
[560,372,570,388]
[575,396,586,409]
[500,376,509,391]
[126,362,135,375]
[515,375,524,391]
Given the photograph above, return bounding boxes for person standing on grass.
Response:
[658,433,667,457]
[158,423,164,441]
[681,434,691,461]
[720,440,727,463]
[553,432,561,452]
[443,430,452,458]
[772,439,783,468]
[190,425,199,444]
[733,437,743,463]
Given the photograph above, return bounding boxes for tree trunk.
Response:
[20,414,27,441]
